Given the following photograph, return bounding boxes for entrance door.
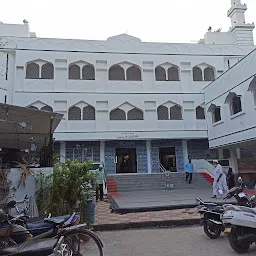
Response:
[159,147,176,172]
[116,148,137,173]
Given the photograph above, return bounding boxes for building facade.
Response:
[0,0,255,175]
[204,45,256,183]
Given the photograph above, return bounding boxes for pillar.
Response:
[100,141,105,165]
[60,141,66,163]
[230,148,239,174]
[146,140,152,174]
[218,149,224,159]
[182,140,188,162]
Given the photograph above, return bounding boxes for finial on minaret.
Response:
[228,0,255,45]
[231,0,241,4]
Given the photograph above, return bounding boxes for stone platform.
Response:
[109,188,236,213]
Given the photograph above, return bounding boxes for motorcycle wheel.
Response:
[203,221,221,239]
[228,229,249,254]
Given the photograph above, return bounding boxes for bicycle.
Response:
[3,199,104,256]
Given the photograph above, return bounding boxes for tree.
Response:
[36,160,94,223]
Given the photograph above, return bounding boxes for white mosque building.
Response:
[0,0,255,180]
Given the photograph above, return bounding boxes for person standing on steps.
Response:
[95,164,106,202]
[227,167,235,190]
[184,156,194,184]
[212,160,228,198]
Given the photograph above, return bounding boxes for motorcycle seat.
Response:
[236,206,256,215]
[44,214,72,225]
[0,238,58,256]
[211,206,224,214]
[201,202,218,206]
[44,217,66,225]
[26,221,54,230]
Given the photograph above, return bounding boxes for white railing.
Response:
[192,159,215,176]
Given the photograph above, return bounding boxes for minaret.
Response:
[228,0,255,45]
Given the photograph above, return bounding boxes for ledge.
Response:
[212,120,224,127]
[230,111,245,120]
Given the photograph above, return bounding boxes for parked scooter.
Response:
[222,203,256,254]
[0,236,72,256]
[196,178,256,239]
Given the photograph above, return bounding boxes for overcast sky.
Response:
[1,0,256,43]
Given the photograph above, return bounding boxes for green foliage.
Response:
[0,163,11,205]
[35,160,94,221]
[35,171,53,215]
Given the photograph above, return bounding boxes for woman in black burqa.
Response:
[227,167,235,190]
[120,155,131,173]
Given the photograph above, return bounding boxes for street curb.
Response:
[92,218,200,232]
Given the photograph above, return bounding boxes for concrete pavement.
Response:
[98,227,256,256]
[110,188,236,213]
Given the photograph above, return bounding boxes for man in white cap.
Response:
[212,160,228,198]
[95,164,106,202]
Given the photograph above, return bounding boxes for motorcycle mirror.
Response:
[238,177,243,184]
[195,198,202,205]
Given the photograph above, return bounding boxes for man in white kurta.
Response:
[212,160,228,198]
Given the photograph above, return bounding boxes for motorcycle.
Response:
[196,179,256,239]
[0,236,72,256]
[4,198,80,239]
[222,204,256,254]
[0,210,104,256]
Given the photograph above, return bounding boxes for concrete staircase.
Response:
[107,173,211,192]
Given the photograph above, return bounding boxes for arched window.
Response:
[109,65,125,80]
[41,105,53,112]
[248,77,256,105]
[126,66,142,81]
[213,107,221,123]
[168,67,179,81]
[41,63,54,79]
[69,65,80,80]
[157,106,169,120]
[204,67,215,81]
[170,105,182,120]
[82,65,95,80]
[155,66,166,81]
[193,67,203,81]
[28,105,38,110]
[83,106,95,120]
[196,106,205,119]
[26,63,39,79]
[68,106,81,120]
[253,90,256,105]
[231,95,242,115]
[110,108,126,120]
[127,108,143,120]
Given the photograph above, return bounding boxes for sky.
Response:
[1,0,256,43]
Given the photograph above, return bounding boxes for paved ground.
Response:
[94,200,199,228]
[98,227,256,256]
[111,188,235,212]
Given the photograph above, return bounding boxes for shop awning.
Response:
[0,103,63,150]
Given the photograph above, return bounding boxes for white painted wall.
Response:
[9,167,52,202]
[0,30,254,144]
[0,51,7,103]
[204,47,256,148]
[0,23,30,37]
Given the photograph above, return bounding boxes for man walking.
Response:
[184,157,194,184]
[95,164,106,202]
[212,160,228,198]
